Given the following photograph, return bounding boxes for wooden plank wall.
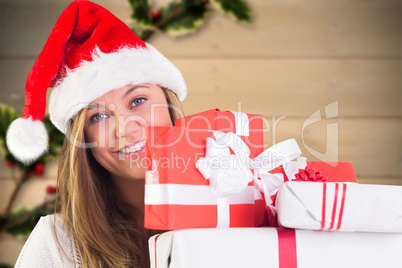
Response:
[0,0,401,265]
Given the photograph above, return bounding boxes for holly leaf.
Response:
[132,25,155,40]
[0,104,19,161]
[211,0,251,23]
[40,115,64,163]
[128,0,154,28]
[0,103,19,141]
[0,196,61,237]
[0,207,45,237]
[159,2,209,37]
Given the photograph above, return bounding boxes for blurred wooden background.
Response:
[0,0,401,265]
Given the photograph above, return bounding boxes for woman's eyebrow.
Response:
[87,103,105,110]
[123,85,150,99]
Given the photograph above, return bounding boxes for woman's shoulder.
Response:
[38,213,71,241]
[14,213,80,268]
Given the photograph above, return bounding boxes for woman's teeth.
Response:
[119,141,145,154]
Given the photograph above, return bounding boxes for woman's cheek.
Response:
[91,121,114,149]
[152,106,172,127]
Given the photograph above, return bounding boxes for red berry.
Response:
[151,10,161,20]
[34,163,45,176]
[5,160,13,167]
[203,0,209,5]
[46,185,57,194]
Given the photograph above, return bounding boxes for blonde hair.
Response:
[163,87,185,124]
[56,88,184,268]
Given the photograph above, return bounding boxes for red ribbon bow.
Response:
[294,166,328,182]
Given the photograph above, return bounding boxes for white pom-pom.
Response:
[6,117,49,164]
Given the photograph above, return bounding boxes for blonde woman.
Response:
[6,1,186,267]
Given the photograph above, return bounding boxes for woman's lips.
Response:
[117,146,146,159]
[113,140,146,158]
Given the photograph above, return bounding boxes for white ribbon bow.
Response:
[196,131,306,221]
[196,131,254,198]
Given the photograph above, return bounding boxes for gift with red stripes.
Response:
[276,181,402,232]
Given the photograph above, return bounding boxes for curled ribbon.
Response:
[196,130,306,226]
[251,140,306,213]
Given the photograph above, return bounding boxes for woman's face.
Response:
[84,83,172,180]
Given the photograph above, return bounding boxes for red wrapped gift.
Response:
[144,109,264,230]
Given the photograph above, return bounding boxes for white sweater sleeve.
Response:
[14,214,79,268]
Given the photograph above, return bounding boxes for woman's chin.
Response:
[118,166,146,181]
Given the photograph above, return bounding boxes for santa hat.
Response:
[6,0,187,164]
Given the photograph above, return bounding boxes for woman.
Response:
[6,1,186,267]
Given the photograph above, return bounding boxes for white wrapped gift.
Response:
[276,181,402,232]
[149,228,402,268]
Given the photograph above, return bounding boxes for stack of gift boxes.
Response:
[144,109,402,268]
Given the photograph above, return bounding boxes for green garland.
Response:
[128,0,252,41]
[0,103,64,237]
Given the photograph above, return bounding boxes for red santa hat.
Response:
[6,0,187,164]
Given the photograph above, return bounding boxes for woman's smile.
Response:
[114,139,147,158]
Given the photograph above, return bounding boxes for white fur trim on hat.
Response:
[6,117,49,164]
[49,44,187,133]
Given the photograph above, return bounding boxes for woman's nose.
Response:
[115,113,144,142]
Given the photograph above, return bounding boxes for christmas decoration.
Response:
[45,186,58,195]
[128,0,252,41]
[34,163,45,177]
[151,10,161,20]
[0,103,64,238]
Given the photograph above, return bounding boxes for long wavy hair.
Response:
[55,88,184,268]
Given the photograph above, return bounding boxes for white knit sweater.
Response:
[14,214,80,267]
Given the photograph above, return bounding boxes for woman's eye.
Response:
[90,113,108,122]
[131,97,146,107]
